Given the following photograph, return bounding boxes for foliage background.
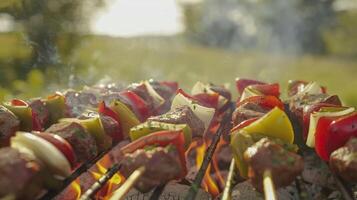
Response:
[0,0,356,105]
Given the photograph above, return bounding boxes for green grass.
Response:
[73,35,357,106]
[1,33,357,106]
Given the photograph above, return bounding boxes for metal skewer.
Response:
[79,163,123,200]
[185,105,234,200]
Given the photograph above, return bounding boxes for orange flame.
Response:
[90,156,125,200]
[71,178,81,200]
[195,142,220,197]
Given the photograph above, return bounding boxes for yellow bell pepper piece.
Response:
[110,100,140,139]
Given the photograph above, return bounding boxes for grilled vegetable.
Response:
[315,112,357,161]
[45,93,69,124]
[231,107,294,178]
[4,99,37,131]
[98,101,123,142]
[306,106,355,148]
[11,132,72,177]
[129,121,192,149]
[110,100,140,139]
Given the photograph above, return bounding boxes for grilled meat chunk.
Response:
[29,99,50,129]
[330,137,357,183]
[0,148,41,199]
[0,105,20,147]
[120,145,183,193]
[244,138,304,192]
[65,90,98,117]
[149,80,176,100]
[289,94,342,121]
[232,102,268,126]
[46,122,98,163]
[147,106,205,137]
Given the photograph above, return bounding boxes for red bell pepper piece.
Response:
[177,88,219,109]
[236,95,284,111]
[160,81,178,93]
[98,101,123,142]
[252,83,280,97]
[119,91,151,122]
[11,99,42,131]
[231,117,259,133]
[315,113,357,161]
[302,103,342,141]
[235,78,265,95]
[121,130,187,177]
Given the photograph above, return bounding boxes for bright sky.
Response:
[91,0,184,37]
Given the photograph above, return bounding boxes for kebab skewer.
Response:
[103,82,231,196]
[0,80,179,200]
[228,78,305,199]
[287,80,356,198]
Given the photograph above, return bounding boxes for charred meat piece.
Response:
[232,102,269,126]
[29,99,50,129]
[120,145,183,193]
[0,105,20,147]
[148,80,176,100]
[99,114,120,144]
[65,90,98,117]
[289,94,342,121]
[46,122,98,163]
[244,138,304,192]
[147,106,205,137]
[330,137,357,183]
[0,148,41,199]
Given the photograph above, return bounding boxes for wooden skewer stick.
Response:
[221,158,237,200]
[109,166,146,200]
[263,169,277,200]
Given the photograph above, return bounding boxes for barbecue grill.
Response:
[36,102,355,200]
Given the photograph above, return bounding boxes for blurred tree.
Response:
[182,0,337,54]
[0,0,105,71]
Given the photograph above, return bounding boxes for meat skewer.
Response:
[287,80,356,199]
[228,79,305,200]
[0,80,179,200]
[78,82,231,199]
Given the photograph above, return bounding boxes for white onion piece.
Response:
[191,81,228,109]
[298,82,323,96]
[240,86,261,101]
[144,81,165,107]
[306,107,355,147]
[11,132,71,177]
[171,93,215,131]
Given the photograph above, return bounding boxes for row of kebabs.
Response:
[0,79,231,199]
[229,78,357,195]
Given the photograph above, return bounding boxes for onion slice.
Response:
[191,81,228,109]
[143,81,165,107]
[306,107,355,147]
[171,93,215,131]
[11,132,71,178]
